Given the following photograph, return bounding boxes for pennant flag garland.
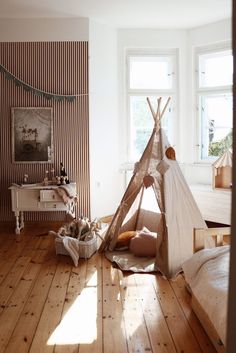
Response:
[5,72,13,80]
[0,64,87,102]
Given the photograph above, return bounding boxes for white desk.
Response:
[9,183,77,234]
[190,184,231,225]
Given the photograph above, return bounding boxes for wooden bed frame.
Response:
[193,227,231,253]
[191,227,231,353]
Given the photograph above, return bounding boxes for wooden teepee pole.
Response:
[147,96,171,127]
[146,95,172,276]
[134,185,145,231]
[156,97,162,121]
[160,96,171,119]
[147,97,156,122]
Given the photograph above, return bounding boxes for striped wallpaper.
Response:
[0,41,90,222]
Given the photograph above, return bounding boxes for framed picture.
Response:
[11,107,53,163]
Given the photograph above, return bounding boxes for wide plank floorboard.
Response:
[0,223,217,353]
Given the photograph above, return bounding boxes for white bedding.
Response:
[182,245,230,345]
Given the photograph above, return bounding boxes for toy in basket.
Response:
[53,216,101,266]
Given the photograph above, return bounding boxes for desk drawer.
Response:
[43,202,67,210]
[40,190,62,202]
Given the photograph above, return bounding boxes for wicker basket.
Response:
[55,235,97,259]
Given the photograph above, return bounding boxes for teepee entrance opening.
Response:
[119,183,162,242]
[100,97,206,278]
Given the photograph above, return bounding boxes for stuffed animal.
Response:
[77,215,90,240]
[49,216,99,241]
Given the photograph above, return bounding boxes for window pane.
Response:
[129,96,172,161]
[129,56,173,89]
[199,50,233,87]
[200,93,232,159]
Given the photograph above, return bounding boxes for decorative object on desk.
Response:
[60,162,70,184]
[11,107,53,163]
[212,149,232,189]
[43,170,49,186]
[60,162,66,176]
[61,176,66,185]
[23,173,28,184]
[52,176,57,185]
[50,168,55,181]
[56,176,61,186]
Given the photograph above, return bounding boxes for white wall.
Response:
[188,19,232,47]
[89,20,123,219]
[0,18,89,41]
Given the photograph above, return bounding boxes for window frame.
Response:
[195,42,233,163]
[126,48,178,163]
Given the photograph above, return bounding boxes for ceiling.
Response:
[0,0,232,29]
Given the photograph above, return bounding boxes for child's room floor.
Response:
[0,222,217,353]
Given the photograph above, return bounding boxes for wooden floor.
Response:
[0,222,217,353]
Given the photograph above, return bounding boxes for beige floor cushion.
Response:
[130,229,160,257]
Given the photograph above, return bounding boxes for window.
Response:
[127,51,177,162]
[196,46,233,161]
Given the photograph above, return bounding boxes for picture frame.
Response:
[11,107,53,163]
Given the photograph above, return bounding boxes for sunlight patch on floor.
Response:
[119,277,144,336]
[47,273,98,345]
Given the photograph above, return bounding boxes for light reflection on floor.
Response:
[47,272,98,345]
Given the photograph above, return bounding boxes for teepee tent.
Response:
[100,97,206,278]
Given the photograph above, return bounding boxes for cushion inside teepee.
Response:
[130,228,160,257]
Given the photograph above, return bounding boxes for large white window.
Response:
[127,50,177,162]
[196,45,233,161]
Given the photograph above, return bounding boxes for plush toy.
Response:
[49,215,92,240]
[77,215,90,240]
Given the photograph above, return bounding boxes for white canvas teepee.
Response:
[100,97,206,278]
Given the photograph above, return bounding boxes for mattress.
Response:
[182,245,230,345]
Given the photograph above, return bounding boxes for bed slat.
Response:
[194,227,231,253]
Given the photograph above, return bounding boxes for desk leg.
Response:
[20,211,24,229]
[15,211,21,234]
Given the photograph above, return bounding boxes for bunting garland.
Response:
[0,64,88,102]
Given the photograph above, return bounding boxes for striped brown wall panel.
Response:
[0,42,90,222]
